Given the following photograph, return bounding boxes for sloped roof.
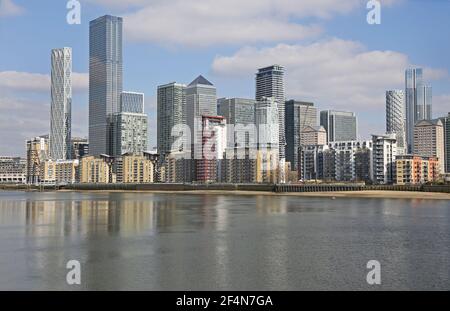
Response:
[188,75,213,86]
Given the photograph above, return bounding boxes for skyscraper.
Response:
[185,75,217,149]
[217,98,256,148]
[440,112,450,173]
[110,92,148,157]
[255,65,286,159]
[49,47,72,160]
[255,97,280,183]
[405,68,432,153]
[157,82,186,158]
[386,90,406,155]
[89,15,123,156]
[320,110,357,142]
[285,100,317,171]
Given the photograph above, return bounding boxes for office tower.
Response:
[440,113,450,173]
[372,134,397,184]
[121,92,144,113]
[89,15,123,156]
[414,119,445,174]
[285,100,317,171]
[157,82,186,158]
[320,110,357,142]
[395,155,440,185]
[217,98,256,147]
[185,75,217,149]
[196,116,227,183]
[26,135,49,184]
[386,90,406,155]
[255,65,286,160]
[49,48,72,160]
[405,68,432,153]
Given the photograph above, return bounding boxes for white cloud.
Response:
[83,0,403,47]
[212,38,448,138]
[0,71,89,92]
[0,0,24,18]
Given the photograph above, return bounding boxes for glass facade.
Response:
[121,92,144,113]
[405,68,432,153]
[157,82,186,158]
[255,65,286,159]
[50,48,72,160]
[386,90,406,154]
[320,110,357,143]
[285,100,317,171]
[89,15,123,156]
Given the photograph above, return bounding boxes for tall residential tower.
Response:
[89,15,123,156]
[386,90,406,155]
[49,48,72,160]
[255,65,286,160]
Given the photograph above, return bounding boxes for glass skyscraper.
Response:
[217,98,256,148]
[185,75,217,148]
[320,110,357,143]
[285,100,317,171]
[49,47,72,160]
[386,90,406,155]
[89,15,123,156]
[255,65,286,160]
[157,82,186,158]
[405,68,432,153]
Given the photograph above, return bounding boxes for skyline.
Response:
[1,0,450,156]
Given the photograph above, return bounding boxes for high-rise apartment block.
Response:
[121,92,144,113]
[372,134,397,184]
[413,119,445,174]
[89,15,123,156]
[50,47,72,160]
[157,82,186,158]
[285,100,317,171]
[256,65,286,160]
[440,112,450,173]
[110,112,148,157]
[320,110,357,142]
[386,90,406,155]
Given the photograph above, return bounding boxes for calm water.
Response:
[0,190,449,291]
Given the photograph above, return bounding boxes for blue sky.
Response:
[0,0,449,156]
